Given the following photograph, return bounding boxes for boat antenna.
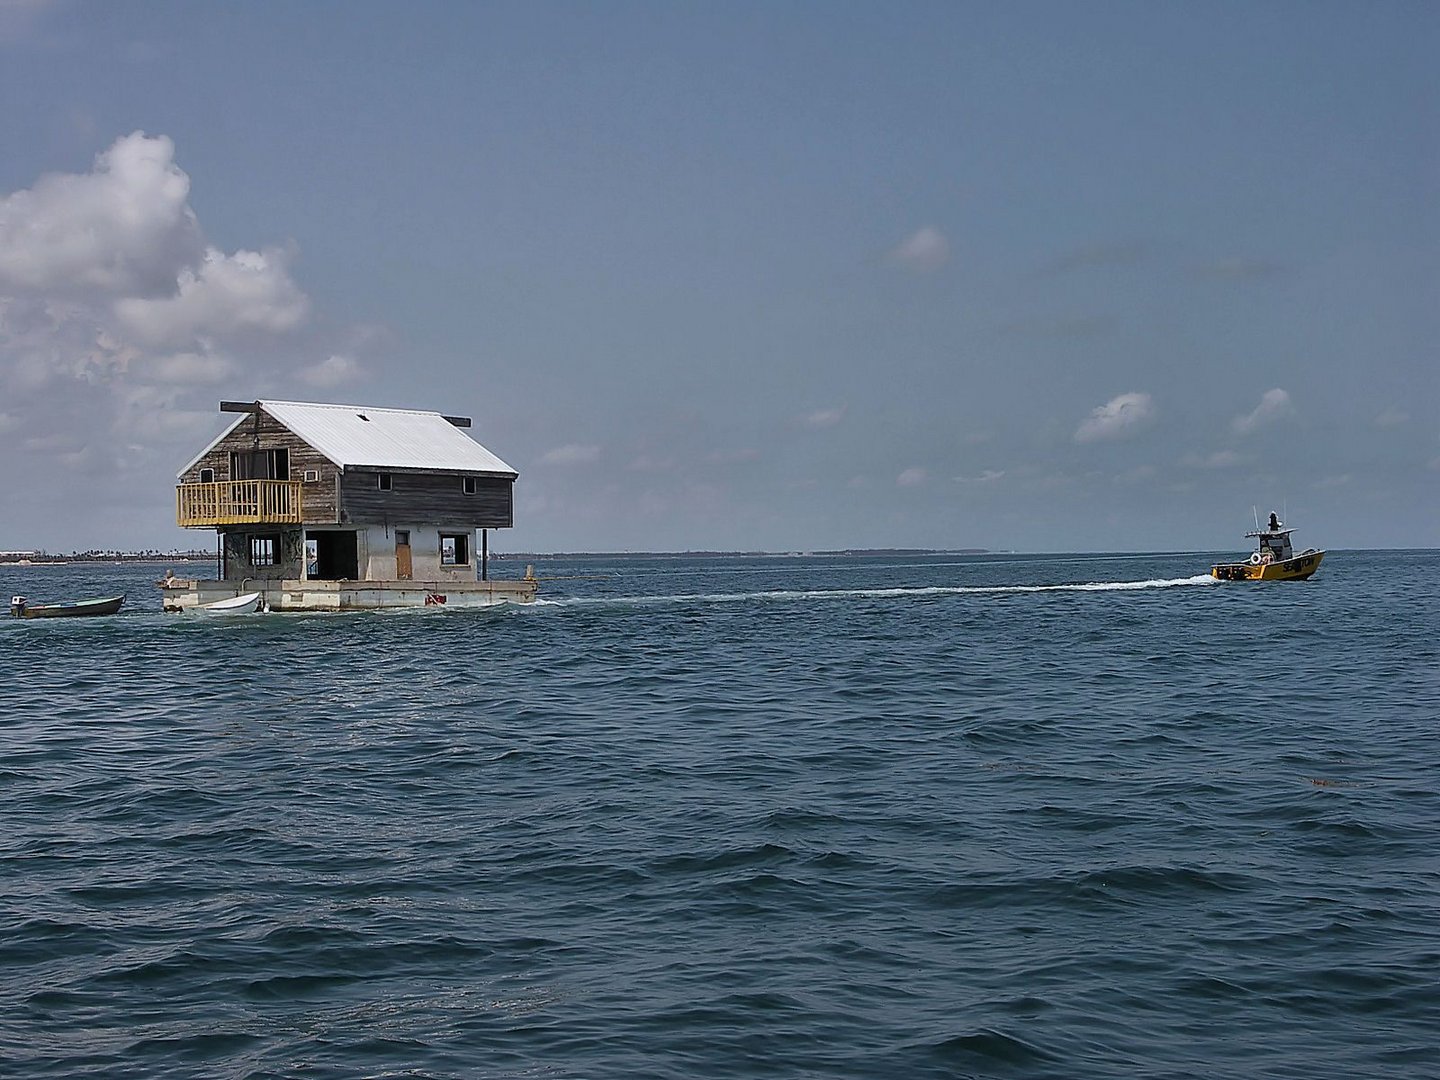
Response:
[1252,505,1259,531]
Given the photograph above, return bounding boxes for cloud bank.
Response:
[0,131,362,543]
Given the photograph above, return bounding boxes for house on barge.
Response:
[162,400,537,611]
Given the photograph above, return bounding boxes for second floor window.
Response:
[231,448,289,480]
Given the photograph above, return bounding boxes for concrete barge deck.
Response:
[161,576,538,612]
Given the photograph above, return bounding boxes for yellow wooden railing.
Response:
[176,480,302,527]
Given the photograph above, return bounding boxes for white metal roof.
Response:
[177,400,517,477]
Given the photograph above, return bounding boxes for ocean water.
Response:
[2,549,1438,1079]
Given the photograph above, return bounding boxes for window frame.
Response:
[439,531,470,566]
[249,534,279,567]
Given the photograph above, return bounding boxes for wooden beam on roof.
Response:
[220,400,261,413]
[442,415,472,428]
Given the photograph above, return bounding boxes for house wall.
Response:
[340,470,513,529]
[182,411,340,525]
[215,523,485,583]
[358,524,480,583]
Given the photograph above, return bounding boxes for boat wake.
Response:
[531,574,1218,608]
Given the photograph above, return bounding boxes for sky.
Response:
[1,0,1435,554]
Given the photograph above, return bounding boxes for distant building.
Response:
[164,400,536,610]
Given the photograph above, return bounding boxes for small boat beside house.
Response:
[193,591,266,615]
[160,399,539,612]
[10,594,126,619]
[1211,512,1325,582]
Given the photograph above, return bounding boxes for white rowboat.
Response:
[195,592,265,615]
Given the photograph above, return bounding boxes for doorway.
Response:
[309,531,359,580]
[395,530,412,580]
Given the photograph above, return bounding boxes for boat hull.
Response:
[10,595,125,618]
[193,592,264,615]
[1211,550,1325,582]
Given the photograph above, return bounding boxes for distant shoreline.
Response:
[2,548,990,566]
[0,555,214,566]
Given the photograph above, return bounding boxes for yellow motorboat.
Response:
[1211,512,1325,582]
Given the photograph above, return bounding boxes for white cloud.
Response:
[799,406,845,429]
[539,443,601,466]
[886,227,949,272]
[0,131,202,298]
[300,353,363,388]
[1,133,313,365]
[113,245,309,347]
[1075,391,1156,443]
[1231,388,1293,435]
[897,466,927,487]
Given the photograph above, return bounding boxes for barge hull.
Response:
[161,578,536,612]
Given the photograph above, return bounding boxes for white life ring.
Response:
[1249,553,1262,565]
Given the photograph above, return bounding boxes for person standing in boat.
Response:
[1268,512,1281,531]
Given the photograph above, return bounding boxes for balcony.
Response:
[176,480,302,527]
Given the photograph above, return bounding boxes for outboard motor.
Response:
[10,596,27,617]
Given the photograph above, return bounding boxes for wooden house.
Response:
[162,400,537,611]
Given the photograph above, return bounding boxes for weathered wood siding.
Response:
[340,471,513,528]
[180,411,339,525]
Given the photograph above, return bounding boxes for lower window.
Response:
[250,535,278,567]
[439,532,470,566]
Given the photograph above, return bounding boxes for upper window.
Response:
[378,473,393,491]
[231,448,289,481]
[199,467,215,484]
[462,477,477,496]
[440,532,470,566]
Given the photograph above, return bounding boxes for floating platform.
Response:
[160,577,537,612]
